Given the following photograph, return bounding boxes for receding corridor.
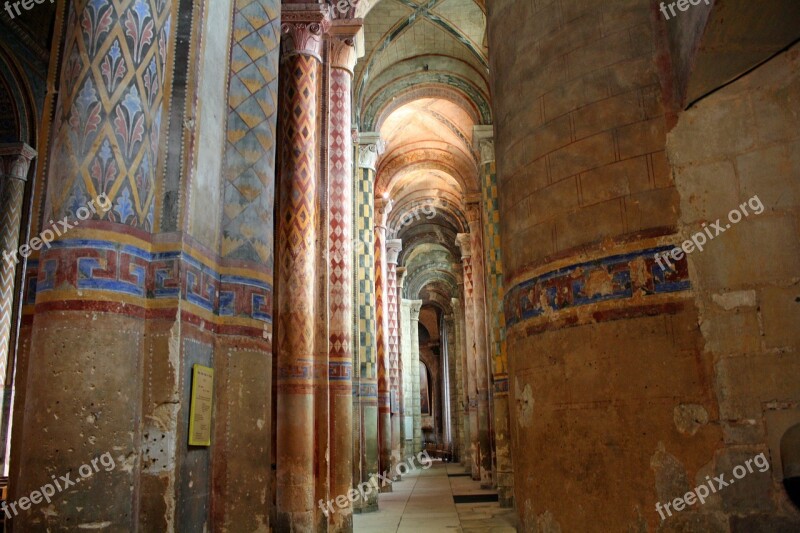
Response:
[354,461,516,533]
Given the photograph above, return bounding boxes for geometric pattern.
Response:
[47,0,172,231]
[276,53,319,394]
[374,224,389,412]
[0,173,25,385]
[353,166,376,386]
[503,246,692,329]
[221,0,280,264]
[328,67,353,390]
[480,159,508,392]
[386,257,399,412]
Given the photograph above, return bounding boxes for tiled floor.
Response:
[354,461,517,532]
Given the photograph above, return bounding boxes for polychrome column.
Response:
[456,233,480,478]
[409,300,423,454]
[374,197,392,487]
[465,199,494,488]
[452,296,470,467]
[352,132,383,513]
[0,144,35,473]
[396,268,407,460]
[276,7,328,530]
[328,18,361,532]
[385,239,402,470]
[474,126,513,504]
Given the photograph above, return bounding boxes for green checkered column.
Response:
[474,126,513,506]
[352,132,383,512]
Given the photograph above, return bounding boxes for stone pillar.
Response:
[456,234,480,479]
[275,7,328,530]
[408,300,423,454]
[396,268,407,461]
[464,200,493,488]
[385,239,402,471]
[328,18,360,532]
[13,0,172,528]
[352,132,383,513]
[474,126,512,504]
[374,197,392,487]
[0,144,35,472]
[444,312,460,462]
[452,297,470,468]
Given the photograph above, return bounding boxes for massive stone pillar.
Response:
[0,144,35,472]
[352,132,383,513]
[374,197,392,486]
[474,127,512,504]
[408,300,423,454]
[327,18,360,532]
[456,234,480,478]
[13,0,173,528]
[275,7,328,530]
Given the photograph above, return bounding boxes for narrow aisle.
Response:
[354,461,517,532]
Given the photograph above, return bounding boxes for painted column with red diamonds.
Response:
[327,17,360,533]
[385,238,402,471]
[275,6,328,531]
[374,196,392,487]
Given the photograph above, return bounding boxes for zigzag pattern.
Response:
[0,177,24,384]
[374,227,387,408]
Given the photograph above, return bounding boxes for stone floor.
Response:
[353,461,517,532]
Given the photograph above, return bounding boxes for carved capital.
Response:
[375,196,393,228]
[357,132,384,170]
[409,300,423,320]
[281,6,330,61]
[0,143,37,181]
[396,267,407,289]
[329,19,362,73]
[455,233,471,259]
[464,195,482,224]
[386,239,402,265]
[473,125,495,165]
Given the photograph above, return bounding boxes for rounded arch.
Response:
[0,43,37,144]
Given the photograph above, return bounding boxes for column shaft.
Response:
[275,11,327,530]
[456,237,480,479]
[385,239,402,471]
[374,198,392,487]
[409,301,423,454]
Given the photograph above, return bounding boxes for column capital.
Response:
[0,143,37,181]
[281,5,331,61]
[455,233,471,259]
[464,194,482,223]
[357,132,385,171]
[375,196,393,228]
[397,267,407,289]
[472,125,495,165]
[386,239,402,265]
[328,19,363,74]
[409,300,423,320]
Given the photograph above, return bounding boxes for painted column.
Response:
[409,300,423,454]
[465,200,494,488]
[352,132,383,513]
[385,239,402,471]
[276,7,328,530]
[328,18,361,532]
[452,296,470,467]
[14,0,172,527]
[396,268,407,461]
[444,312,460,462]
[0,144,35,473]
[456,234,480,478]
[474,127,513,505]
[374,197,392,487]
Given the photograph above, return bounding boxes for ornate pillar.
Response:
[397,269,408,460]
[474,126,513,505]
[352,132,383,513]
[374,196,392,487]
[276,7,329,530]
[13,0,172,527]
[0,144,35,473]
[328,18,360,532]
[465,199,493,488]
[452,296,470,467]
[409,300,423,454]
[456,234,480,478]
[385,239,402,471]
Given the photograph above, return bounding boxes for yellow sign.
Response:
[188,364,214,446]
